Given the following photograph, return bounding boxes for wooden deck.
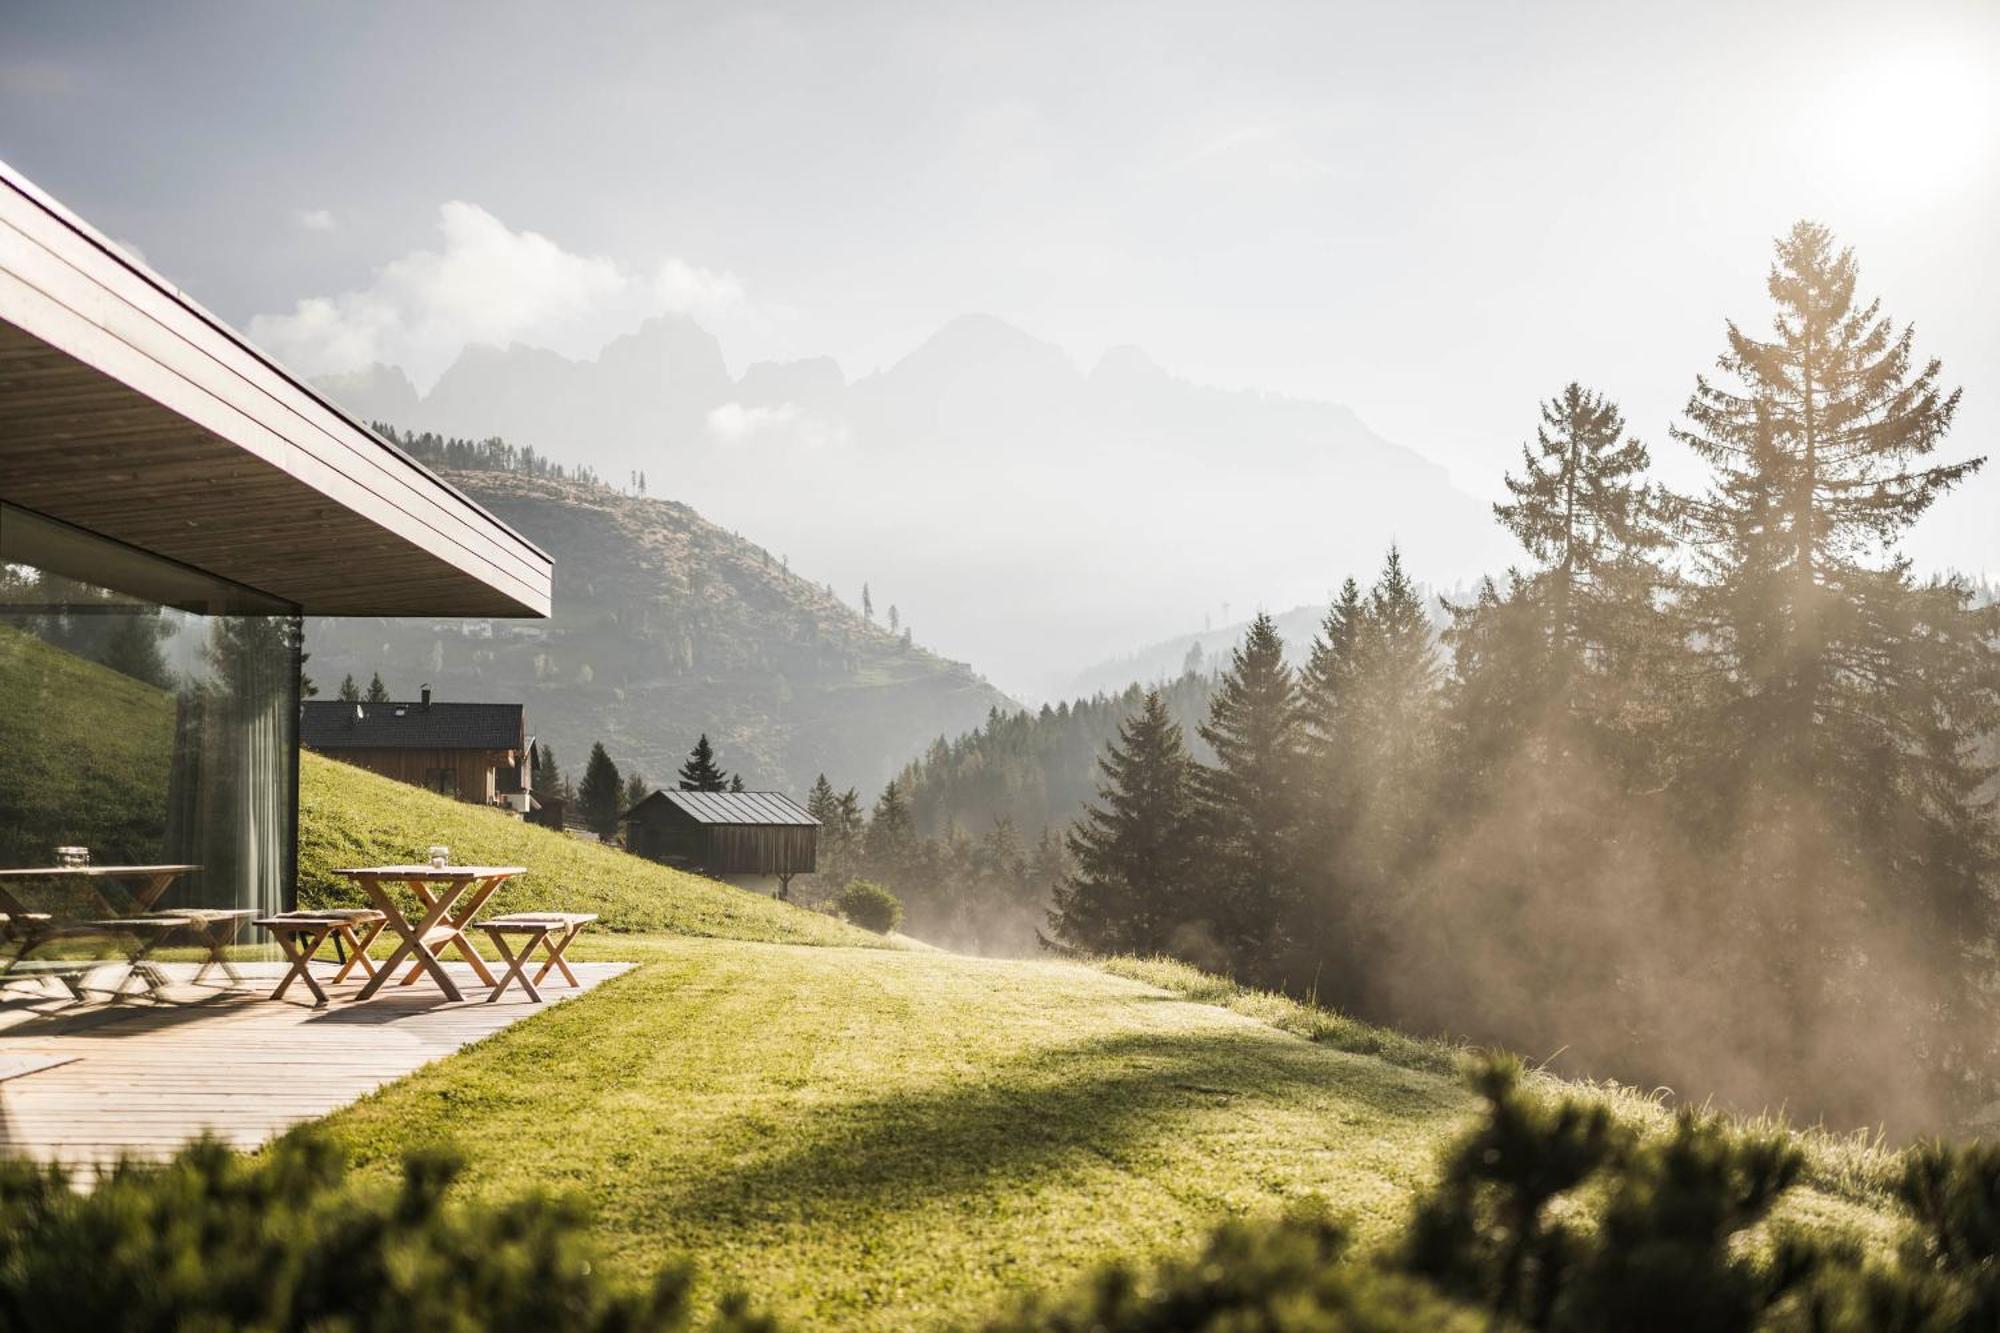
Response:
[0,960,629,1167]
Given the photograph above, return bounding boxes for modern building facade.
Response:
[0,160,552,921]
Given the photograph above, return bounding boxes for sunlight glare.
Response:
[1816,45,1995,199]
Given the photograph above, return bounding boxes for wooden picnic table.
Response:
[0,865,204,998]
[332,866,526,1003]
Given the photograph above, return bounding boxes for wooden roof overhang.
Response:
[0,162,551,617]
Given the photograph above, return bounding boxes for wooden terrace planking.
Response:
[0,961,629,1167]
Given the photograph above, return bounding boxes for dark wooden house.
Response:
[622,790,819,893]
[300,689,531,808]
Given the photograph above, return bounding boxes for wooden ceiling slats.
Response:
[0,169,552,618]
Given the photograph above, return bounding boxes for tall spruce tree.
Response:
[677,734,731,792]
[865,779,918,876]
[577,743,623,839]
[1494,384,1663,663]
[1465,385,1674,780]
[364,671,390,703]
[1051,691,1198,955]
[531,744,563,803]
[336,673,361,703]
[1196,613,1304,972]
[1673,221,2000,1112]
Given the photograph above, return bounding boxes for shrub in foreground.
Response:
[0,1131,771,1333]
[835,878,903,934]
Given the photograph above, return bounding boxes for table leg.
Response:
[353,877,466,1003]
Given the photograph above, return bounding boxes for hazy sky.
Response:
[4,0,1996,576]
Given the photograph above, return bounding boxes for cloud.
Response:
[1174,122,1332,184]
[295,208,336,232]
[706,402,848,449]
[249,201,759,390]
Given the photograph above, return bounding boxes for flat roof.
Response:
[0,161,552,617]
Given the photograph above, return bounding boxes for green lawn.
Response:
[318,935,1902,1332]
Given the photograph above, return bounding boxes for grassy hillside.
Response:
[298,752,887,948]
[319,938,1901,1332]
[0,622,173,867]
[304,467,1014,793]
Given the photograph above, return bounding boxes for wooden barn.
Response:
[622,790,819,894]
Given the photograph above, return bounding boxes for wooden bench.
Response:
[253,910,389,1007]
[476,913,597,1003]
[141,907,257,985]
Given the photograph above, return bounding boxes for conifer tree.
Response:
[1495,383,1664,667]
[623,770,649,810]
[531,744,563,803]
[1300,578,1369,778]
[1051,691,1198,954]
[865,780,918,880]
[364,671,390,703]
[728,774,746,793]
[1677,221,1984,784]
[677,734,731,792]
[100,613,172,689]
[337,673,361,703]
[1196,613,1304,970]
[806,773,840,826]
[577,742,623,839]
[1673,221,2000,1110]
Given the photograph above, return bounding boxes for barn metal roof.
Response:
[625,789,819,826]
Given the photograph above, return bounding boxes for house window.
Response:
[0,501,300,921]
[425,768,457,795]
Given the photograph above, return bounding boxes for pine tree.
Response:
[623,770,649,810]
[1051,691,1199,955]
[1677,221,1982,784]
[337,673,361,703]
[100,613,172,689]
[728,774,746,793]
[364,671,390,703]
[862,584,874,622]
[888,604,900,633]
[676,734,731,792]
[1495,383,1664,667]
[1300,578,1369,779]
[865,779,917,873]
[577,742,623,840]
[806,773,840,826]
[531,744,563,803]
[1673,221,2000,1111]
[1195,613,1305,970]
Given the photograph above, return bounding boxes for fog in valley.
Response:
[8,0,2000,1140]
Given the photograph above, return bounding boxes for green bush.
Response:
[985,1203,1486,1332]
[0,1131,772,1333]
[835,878,903,934]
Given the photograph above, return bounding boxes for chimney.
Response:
[420,683,432,709]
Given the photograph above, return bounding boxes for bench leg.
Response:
[271,928,332,1007]
[530,923,585,989]
[331,921,383,983]
[486,929,549,1004]
[191,921,245,987]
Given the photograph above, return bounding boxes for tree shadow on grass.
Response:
[658,1025,1463,1230]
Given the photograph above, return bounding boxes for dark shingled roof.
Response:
[300,700,524,752]
[623,789,819,826]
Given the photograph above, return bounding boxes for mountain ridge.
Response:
[314,311,1511,697]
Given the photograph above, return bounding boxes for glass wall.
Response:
[0,502,300,924]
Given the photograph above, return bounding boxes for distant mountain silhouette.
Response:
[316,313,1510,697]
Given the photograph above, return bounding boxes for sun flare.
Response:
[1820,45,1994,196]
